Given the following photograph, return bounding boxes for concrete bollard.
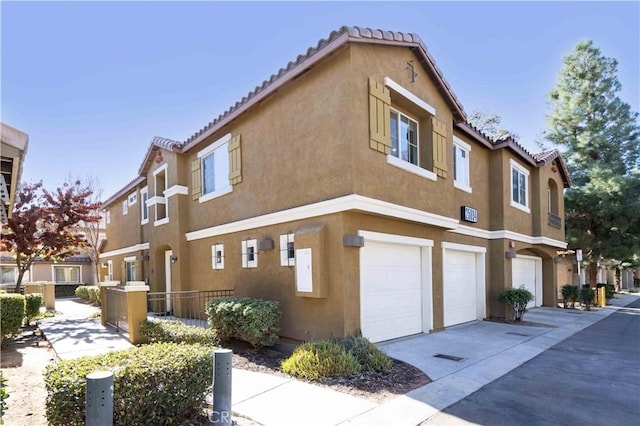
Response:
[212,349,233,425]
[86,371,114,426]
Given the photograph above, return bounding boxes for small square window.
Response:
[280,234,295,266]
[212,244,224,270]
[122,200,128,215]
[453,137,472,193]
[241,239,258,268]
[128,192,137,205]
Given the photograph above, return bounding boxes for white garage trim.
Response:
[442,242,486,327]
[359,231,434,340]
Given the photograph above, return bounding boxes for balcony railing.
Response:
[548,212,562,229]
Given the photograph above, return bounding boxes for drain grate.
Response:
[433,353,464,362]
[505,331,531,337]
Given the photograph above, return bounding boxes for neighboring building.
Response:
[99,26,571,343]
[1,123,29,223]
[0,254,94,287]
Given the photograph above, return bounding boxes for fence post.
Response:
[86,371,113,426]
[124,284,150,344]
[213,349,233,426]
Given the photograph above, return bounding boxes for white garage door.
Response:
[443,249,479,327]
[512,256,543,308]
[360,240,423,343]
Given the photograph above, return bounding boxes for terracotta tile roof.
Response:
[181,25,467,151]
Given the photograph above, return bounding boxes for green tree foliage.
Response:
[545,40,640,282]
[467,109,520,141]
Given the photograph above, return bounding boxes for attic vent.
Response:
[433,353,464,362]
[505,331,530,337]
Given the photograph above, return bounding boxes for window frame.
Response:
[122,200,128,215]
[124,256,137,282]
[510,159,530,213]
[279,234,295,266]
[241,239,258,269]
[53,265,81,284]
[198,133,232,203]
[0,266,18,284]
[453,136,472,193]
[389,109,420,167]
[153,163,168,225]
[128,192,137,205]
[140,186,149,225]
[212,243,225,270]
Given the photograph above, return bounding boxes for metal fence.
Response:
[105,288,128,332]
[147,289,234,328]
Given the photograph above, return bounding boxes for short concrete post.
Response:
[86,371,113,426]
[212,349,233,426]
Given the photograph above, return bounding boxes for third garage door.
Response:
[443,245,485,327]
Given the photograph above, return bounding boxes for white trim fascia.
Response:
[154,217,170,227]
[199,185,233,203]
[152,163,168,177]
[384,77,436,116]
[198,133,232,158]
[186,194,459,241]
[99,243,150,259]
[165,185,189,198]
[453,181,473,193]
[386,155,437,181]
[147,196,165,206]
[453,135,471,151]
[449,226,568,249]
[442,241,487,253]
[359,230,434,247]
[123,256,137,262]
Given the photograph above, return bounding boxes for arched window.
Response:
[548,179,559,214]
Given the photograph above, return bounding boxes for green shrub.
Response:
[498,286,534,321]
[44,343,213,426]
[282,341,361,381]
[1,293,25,341]
[561,284,579,309]
[1,370,8,423]
[581,288,595,310]
[207,297,280,347]
[74,286,89,300]
[140,320,219,346]
[337,336,393,372]
[630,287,638,293]
[24,293,43,325]
[86,286,101,305]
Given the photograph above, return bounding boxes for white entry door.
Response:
[164,250,173,312]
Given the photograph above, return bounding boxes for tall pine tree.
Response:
[545,40,640,284]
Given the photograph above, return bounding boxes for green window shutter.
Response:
[432,117,448,178]
[369,78,391,154]
[228,134,242,185]
[191,158,201,200]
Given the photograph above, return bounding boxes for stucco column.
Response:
[43,282,55,310]
[123,284,150,344]
[99,281,119,327]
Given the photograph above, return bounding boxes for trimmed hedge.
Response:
[44,343,213,426]
[561,284,579,309]
[140,320,219,346]
[206,297,281,347]
[1,293,25,341]
[338,336,393,373]
[282,341,361,381]
[75,286,100,305]
[25,293,43,324]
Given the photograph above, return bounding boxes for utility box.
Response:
[294,223,328,298]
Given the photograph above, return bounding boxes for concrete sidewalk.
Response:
[39,294,640,425]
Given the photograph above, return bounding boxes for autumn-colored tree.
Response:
[0,180,101,292]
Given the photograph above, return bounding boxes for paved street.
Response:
[424,298,640,425]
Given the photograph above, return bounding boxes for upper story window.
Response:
[510,159,530,213]
[280,233,295,266]
[128,192,137,205]
[153,164,168,224]
[453,136,471,193]
[122,200,128,215]
[196,134,232,203]
[140,186,149,225]
[390,110,418,166]
[547,178,561,228]
[105,210,111,224]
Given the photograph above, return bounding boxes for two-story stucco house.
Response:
[99,27,570,343]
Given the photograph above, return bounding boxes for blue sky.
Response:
[2,1,639,199]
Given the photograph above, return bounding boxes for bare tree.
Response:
[77,175,105,285]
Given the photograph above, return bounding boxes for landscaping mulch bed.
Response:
[227,338,431,404]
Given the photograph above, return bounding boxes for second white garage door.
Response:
[443,243,486,327]
[360,235,431,343]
